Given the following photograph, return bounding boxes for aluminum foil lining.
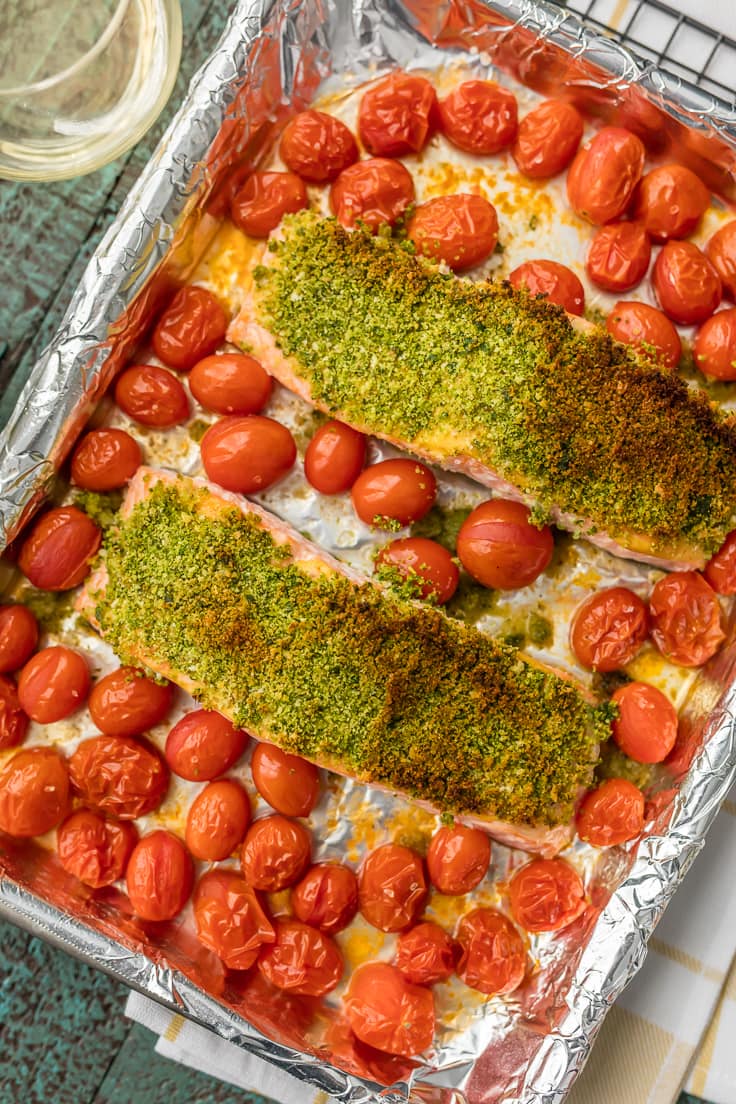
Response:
[1,1,736,1102]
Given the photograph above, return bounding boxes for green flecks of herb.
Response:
[411,505,472,552]
[72,489,123,530]
[583,304,607,327]
[493,240,505,254]
[527,611,552,647]
[595,740,651,790]
[372,515,403,533]
[373,559,430,603]
[16,585,76,635]
[528,214,538,231]
[502,631,525,649]
[445,573,497,624]
[188,419,210,444]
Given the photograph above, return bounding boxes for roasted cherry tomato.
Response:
[455,908,527,996]
[512,99,583,179]
[570,586,648,672]
[605,300,682,371]
[351,459,436,529]
[652,241,722,325]
[57,809,138,888]
[88,667,173,738]
[69,734,170,819]
[566,126,645,225]
[200,414,296,495]
[375,537,459,604]
[18,646,90,723]
[610,681,678,763]
[0,746,69,837]
[304,420,367,495]
[0,675,29,750]
[330,158,415,231]
[126,830,194,922]
[508,858,586,933]
[257,918,343,997]
[18,506,101,591]
[585,221,651,293]
[291,862,359,934]
[240,814,312,891]
[358,72,436,157]
[576,778,645,847]
[456,499,554,590]
[185,778,251,861]
[165,709,249,781]
[704,530,736,595]
[345,962,436,1057]
[230,171,308,238]
[693,308,736,381]
[152,286,228,372]
[358,842,427,932]
[706,219,736,300]
[648,571,725,667]
[426,824,491,895]
[395,921,456,985]
[632,163,710,241]
[70,428,142,491]
[407,194,499,271]
[189,353,272,415]
[193,868,275,970]
[0,604,38,673]
[114,364,190,427]
[508,259,585,315]
[280,110,358,183]
[250,742,320,818]
[438,80,517,155]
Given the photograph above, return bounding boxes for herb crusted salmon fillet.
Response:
[228,211,736,570]
[78,469,611,856]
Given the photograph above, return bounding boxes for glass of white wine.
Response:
[0,0,182,181]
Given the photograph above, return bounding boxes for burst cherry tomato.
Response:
[18,646,90,723]
[605,300,682,371]
[426,824,491,895]
[330,158,415,231]
[438,80,517,155]
[165,709,249,780]
[456,499,554,590]
[114,365,189,427]
[0,675,29,750]
[706,219,736,300]
[185,778,251,861]
[0,604,38,673]
[250,742,320,817]
[18,506,101,591]
[89,667,173,738]
[189,353,272,415]
[280,110,358,183]
[632,163,710,241]
[345,962,436,1057]
[240,815,312,891]
[0,747,69,837]
[358,72,437,157]
[351,459,436,529]
[512,99,583,179]
[610,681,678,763]
[375,537,459,604]
[704,530,736,595]
[69,734,169,819]
[230,171,308,238]
[648,571,725,667]
[126,830,194,922]
[566,127,645,225]
[693,308,736,381]
[455,908,527,996]
[152,286,228,372]
[193,869,275,970]
[257,918,343,997]
[70,428,142,491]
[291,862,359,934]
[586,221,651,293]
[358,842,427,932]
[652,241,722,325]
[508,858,586,933]
[576,778,645,847]
[304,420,367,495]
[570,586,648,672]
[407,194,499,271]
[508,259,585,315]
[200,414,296,495]
[57,809,138,888]
[395,921,456,985]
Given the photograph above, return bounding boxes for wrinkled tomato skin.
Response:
[570,586,649,672]
[576,778,645,847]
[126,830,194,922]
[0,675,29,750]
[345,962,436,1057]
[706,219,736,300]
[0,604,38,673]
[632,163,710,241]
[375,537,459,604]
[193,868,275,970]
[200,415,297,495]
[330,158,415,231]
[230,171,308,238]
[114,365,190,428]
[189,353,272,415]
[0,747,69,837]
[351,459,436,529]
[18,506,102,591]
[407,193,499,271]
[185,779,251,861]
[257,918,343,997]
[611,681,678,764]
[508,259,585,315]
[567,127,645,225]
[152,286,228,372]
[358,842,427,932]
[508,858,586,933]
[395,921,456,985]
[426,824,491,895]
[512,99,583,179]
[57,810,138,888]
[649,571,725,667]
[304,420,367,495]
[693,308,736,381]
[291,862,359,935]
[456,499,554,590]
[250,742,320,818]
[652,241,722,325]
[358,72,437,157]
[439,80,518,155]
[18,646,90,723]
[704,530,736,595]
[455,908,527,996]
[89,667,174,738]
[70,428,142,491]
[69,734,170,819]
[280,110,358,183]
[586,221,651,293]
[606,300,682,371]
[240,815,312,891]
[165,709,249,781]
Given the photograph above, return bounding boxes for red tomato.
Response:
[395,921,456,985]
[345,962,435,1057]
[693,308,736,381]
[508,259,585,315]
[185,779,251,861]
[152,286,228,372]
[230,171,308,238]
[114,365,189,427]
[291,862,359,934]
[605,300,682,371]
[18,646,90,723]
[189,353,272,415]
[0,604,38,673]
[407,194,499,271]
[456,499,554,590]
[257,918,343,997]
[632,164,710,241]
[512,99,583,179]
[611,681,678,763]
[704,530,736,595]
[193,868,275,970]
[240,815,312,891]
[649,571,725,667]
[570,586,648,672]
[280,110,358,183]
[508,858,586,933]
[200,415,296,494]
[576,778,645,847]
[330,158,415,231]
[304,420,367,495]
[375,537,459,604]
[18,506,101,591]
[89,667,173,738]
[69,734,170,819]
[70,428,142,491]
[351,459,436,529]
[652,241,722,325]
[586,221,651,293]
[57,809,138,888]
[426,824,491,895]
[455,908,527,996]
[358,72,437,157]
[0,675,29,750]
[126,830,194,922]
[438,80,517,155]
[250,742,320,817]
[358,842,427,932]
[0,747,69,837]
[165,709,249,780]
[706,219,736,300]
[566,127,645,224]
